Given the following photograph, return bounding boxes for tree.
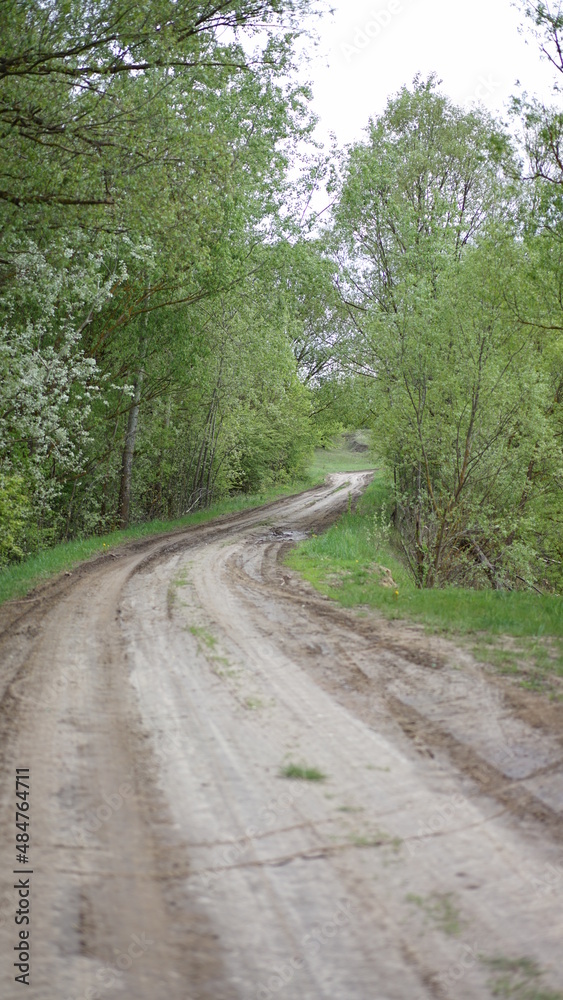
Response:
[0,231,137,548]
[117,275,314,524]
[332,74,511,297]
[0,0,323,208]
[330,77,559,588]
[0,0,325,545]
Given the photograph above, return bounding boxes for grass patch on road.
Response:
[482,956,563,999]
[405,892,464,937]
[280,763,327,782]
[285,474,563,689]
[189,625,218,650]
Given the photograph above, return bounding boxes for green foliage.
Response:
[0,475,30,566]
[330,76,563,590]
[0,0,323,212]
[0,0,325,556]
[3,4,563,592]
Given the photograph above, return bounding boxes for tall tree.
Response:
[330,77,559,588]
[0,0,324,546]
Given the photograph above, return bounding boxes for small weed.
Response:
[349,832,387,847]
[167,571,190,611]
[212,659,236,678]
[280,763,327,782]
[406,892,463,936]
[481,955,563,999]
[349,829,401,850]
[189,625,217,650]
[244,696,264,710]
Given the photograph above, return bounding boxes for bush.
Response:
[0,475,31,566]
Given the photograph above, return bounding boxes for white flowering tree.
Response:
[0,234,137,556]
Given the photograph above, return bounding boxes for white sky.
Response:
[301,0,557,146]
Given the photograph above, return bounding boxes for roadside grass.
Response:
[280,763,327,782]
[310,431,375,478]
[285,474,563,690]
[472,635,563,695]
[0,477,317,608]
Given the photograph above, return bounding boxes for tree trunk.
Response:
[117,368,144,529]
[117,294,149,529]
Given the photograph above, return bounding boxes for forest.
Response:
[1,0,562,593]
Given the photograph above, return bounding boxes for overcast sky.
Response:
[301,0,557,146]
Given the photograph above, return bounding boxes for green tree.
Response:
[0,0,324,547]
[331,77,558,588]
[0,0,322,209]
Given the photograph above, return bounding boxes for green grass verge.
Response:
[285,474,563,689]
[0,477,316,608]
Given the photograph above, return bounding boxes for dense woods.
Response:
[1,0,562,592]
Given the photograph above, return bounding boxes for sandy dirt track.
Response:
[0,472,562,1000]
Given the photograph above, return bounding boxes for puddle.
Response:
[256,528,309,544]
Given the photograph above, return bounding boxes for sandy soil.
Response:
[0,472,562,1000]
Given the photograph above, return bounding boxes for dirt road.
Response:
[0,473,562,999]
